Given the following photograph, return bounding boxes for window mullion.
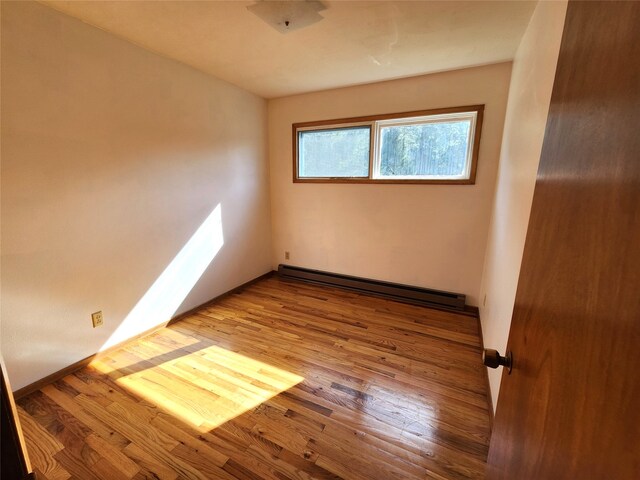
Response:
[372,120,382,180]
[368,122,376,179]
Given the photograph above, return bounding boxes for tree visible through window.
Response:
[379,120,471,177]
[293,106,483,184]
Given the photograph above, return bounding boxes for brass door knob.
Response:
[483,349,513,374]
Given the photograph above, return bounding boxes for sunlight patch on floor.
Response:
[92,342,304,432]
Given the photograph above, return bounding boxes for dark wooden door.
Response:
[1,357,35,479]
[486,2,640,478]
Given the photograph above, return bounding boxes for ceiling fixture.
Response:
[247,0,327,34]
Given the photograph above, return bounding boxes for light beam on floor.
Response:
[92,340,304,432]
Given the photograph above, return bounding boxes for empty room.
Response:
[1,1,638,479]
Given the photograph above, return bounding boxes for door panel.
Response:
[486,1,640,478]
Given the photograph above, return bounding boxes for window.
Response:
[293,105,483,184]
[298,126,370,178]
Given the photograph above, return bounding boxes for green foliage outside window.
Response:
[379,121,470,177]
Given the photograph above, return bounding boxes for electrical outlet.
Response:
[91,311,104,328]
[285,251,290,260]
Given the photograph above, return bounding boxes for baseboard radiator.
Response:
[277,264,466,312]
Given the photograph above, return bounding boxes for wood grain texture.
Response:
[19,277,491,479]
[487,1,640,478]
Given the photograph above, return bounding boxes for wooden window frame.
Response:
[292,105,484,184]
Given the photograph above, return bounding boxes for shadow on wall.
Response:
[100,204,225,352]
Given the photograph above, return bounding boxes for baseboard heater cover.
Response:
[277,264,466,311]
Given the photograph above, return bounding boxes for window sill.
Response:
[292,178,476,185]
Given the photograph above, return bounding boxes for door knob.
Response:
[483,349,512,374]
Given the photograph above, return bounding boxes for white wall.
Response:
[268,64,512,305]
[478,0,567,410]
[1,1,272,390]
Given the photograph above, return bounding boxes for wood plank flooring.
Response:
[17,276,491,480]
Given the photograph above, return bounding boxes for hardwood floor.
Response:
[17,276,491,480]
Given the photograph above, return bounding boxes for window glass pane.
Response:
[378,120,471,178]
[298,126,370,178]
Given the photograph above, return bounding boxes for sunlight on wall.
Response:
[100,204,224,351]
[91,343,304,432]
